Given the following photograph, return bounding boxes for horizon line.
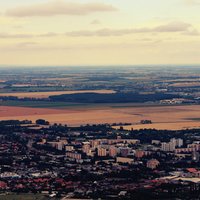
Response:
[1,64,200,68]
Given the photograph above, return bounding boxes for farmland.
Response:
[0,90,115,99]
[1,104,200,130]
[1,66,200,130]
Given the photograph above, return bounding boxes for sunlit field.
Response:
[1,104,200,130]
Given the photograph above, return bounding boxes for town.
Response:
[1,120,200,199]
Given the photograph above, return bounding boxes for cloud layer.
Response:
[6,0,117,17]
[0,22,194,39]
[66,22,192,37]
[184,0,200,5]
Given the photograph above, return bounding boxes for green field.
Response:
[0,100,115,110]
[0,100,186,110]
[0,100,87,109]
[186,118,200,121]
[0,194,58,200]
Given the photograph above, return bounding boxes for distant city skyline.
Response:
[1,0,200,66]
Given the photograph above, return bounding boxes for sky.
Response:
[0,0,200,66]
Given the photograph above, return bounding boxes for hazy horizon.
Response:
[1,0,200,66]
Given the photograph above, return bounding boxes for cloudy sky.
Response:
[0,0,200,66]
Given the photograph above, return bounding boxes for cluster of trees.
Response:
[49,92,180,103]
[36,119,49,125]
[0,120,32,126]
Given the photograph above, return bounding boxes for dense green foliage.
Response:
[50,92,179,103]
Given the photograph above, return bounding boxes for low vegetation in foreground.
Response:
[0,194,58,200]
